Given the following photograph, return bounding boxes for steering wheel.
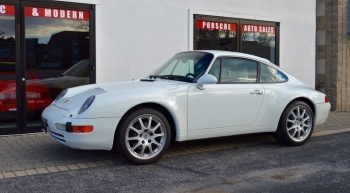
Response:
[185,73,195,78]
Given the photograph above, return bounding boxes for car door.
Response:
[187,57,264,131]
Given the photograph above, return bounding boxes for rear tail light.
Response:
[0,93,16,100]
[26,92,40,99]
[26,92,50,99]
[1,92,49,99]
[325,96,329,103]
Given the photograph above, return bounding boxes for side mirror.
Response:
[196,74,217,90]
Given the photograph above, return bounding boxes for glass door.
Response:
[0,2,19,133]
[23,2,93,131]
[0,1,94,134]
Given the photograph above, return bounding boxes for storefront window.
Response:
[0,2,94,134]
[241,24,276,64]
[194,16,278,65]
[0,4,16,129]
[24,6,91,127]
[195,20,237,51]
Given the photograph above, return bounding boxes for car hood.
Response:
[53,79,184,110]
[98,79,180,92]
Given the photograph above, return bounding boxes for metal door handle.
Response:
[250,90,263,95]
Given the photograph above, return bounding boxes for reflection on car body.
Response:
[42,51,331,165]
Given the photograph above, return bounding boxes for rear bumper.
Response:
[42,104,121,150]
[315,102,331,125]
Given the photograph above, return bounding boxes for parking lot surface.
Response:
[0,111,349,179]
[0,131,350,193]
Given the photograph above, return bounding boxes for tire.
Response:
[273,101,314,146]
[115,108,171,164]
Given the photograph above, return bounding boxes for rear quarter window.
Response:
[260,63,288,83]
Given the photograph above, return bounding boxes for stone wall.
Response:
[316,0,350,111]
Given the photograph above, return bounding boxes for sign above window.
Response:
[242,24,275,34]
[196,20,237,31]
[25,7,89,20]
[0,4,15,15]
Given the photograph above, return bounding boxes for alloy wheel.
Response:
[286,105,313,142]
[125,114,167,160]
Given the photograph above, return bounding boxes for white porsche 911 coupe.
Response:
[42,51,331,164]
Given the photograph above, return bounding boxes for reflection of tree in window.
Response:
[0,30,4,39]
[242,31,276,64]
[74,20,89,31]
[0,30,16,70]
[196,29,237,52]
[253,33,274,47]
[197,29,236,41]
[242,32,274,47]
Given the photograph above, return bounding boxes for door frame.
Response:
[0,0,96,134]
[0,0,20,134]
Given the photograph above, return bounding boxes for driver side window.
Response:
[208,59,221,81]
[208,57,258,83]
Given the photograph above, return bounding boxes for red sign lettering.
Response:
[0,4,15,15]
[25,7,89,21]
[242,24,275,34]
[196,20,237,31]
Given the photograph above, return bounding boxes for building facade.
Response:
[0,0,317,134]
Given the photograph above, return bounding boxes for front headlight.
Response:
[55,89,68,101]
[78,95,95,114]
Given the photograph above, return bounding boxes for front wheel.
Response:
[273,101,314,146]
[116,108,171,164]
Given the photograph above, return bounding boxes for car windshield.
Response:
[63,59,90,77]
[150,52,214,82]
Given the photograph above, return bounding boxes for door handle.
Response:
[250,90,263,95]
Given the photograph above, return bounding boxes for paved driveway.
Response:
[0,111,349,179]
[0,132,350,192]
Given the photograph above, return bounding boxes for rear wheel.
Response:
[273,101,314,146]
[116,108,171,164]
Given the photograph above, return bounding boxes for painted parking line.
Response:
[0,128,349,179]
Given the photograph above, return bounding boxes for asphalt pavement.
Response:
[0,111,350,192]
[0,131,349,193]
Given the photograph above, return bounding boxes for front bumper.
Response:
[42,104,121,150]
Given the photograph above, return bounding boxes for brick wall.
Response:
[316,0,350,111]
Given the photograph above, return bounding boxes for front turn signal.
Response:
[72,126,93,133]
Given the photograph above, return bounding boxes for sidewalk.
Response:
[0,111,349,178]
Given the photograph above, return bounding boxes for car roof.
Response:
[186,50,271,64]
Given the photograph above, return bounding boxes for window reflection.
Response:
[25,7,90,127]
[241,24,276,64]
[196,20,237,52]
[0,8,17,129]
[25,14,90,98]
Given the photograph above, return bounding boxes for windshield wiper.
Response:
[148,75,193,82]
[149,75,186,80]
[149,75,163,79]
